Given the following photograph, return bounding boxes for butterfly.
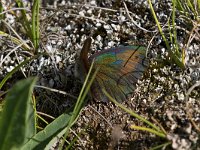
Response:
[76,37,149,102]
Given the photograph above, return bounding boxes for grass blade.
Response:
[21,113,72,150]
[102,89,166,138]
[0,54,41,90]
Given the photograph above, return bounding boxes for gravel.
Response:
[0,0,199,149]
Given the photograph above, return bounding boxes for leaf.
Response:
[0,77,37,150]
[22,113,71,150]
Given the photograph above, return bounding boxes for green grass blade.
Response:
[59,61,99,150]
[0,31,31,51]
[198,0,200,14]
[175,0,184,11]
[148,0,185,68]
[130,125,166,138]
[32,0,40,50]
[15,0,40,51]
[187,0,197,18]
[150,142,171,150]
[147,0,170,49]
[0,54,41,90]
[102,89,164,133]
[0,2,4,20]
[15,0,32,38]
[0,77,37,150]
[21,113,72,150]
[172,0,179,55]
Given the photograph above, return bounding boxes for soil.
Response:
[0,0,200,149]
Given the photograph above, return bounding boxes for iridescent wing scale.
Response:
[88,46,148,102]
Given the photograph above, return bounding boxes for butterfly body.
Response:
[77,38,148,102]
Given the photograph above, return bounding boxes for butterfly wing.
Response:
[89,46,148,102]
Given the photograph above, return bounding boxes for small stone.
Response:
[65,25,71,30]
[55,55,61,63]
[90,0,96,6]
[118,15,126,22]
[6,65,14,72]
[79,11,85,16]
[96,22,102,27]
[107,41,115,47]
[96,35,102,42]
[87,9,92,15]
[103,24,111,30]
[57,40,63,46]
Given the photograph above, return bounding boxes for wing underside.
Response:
[89,46,148,102]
